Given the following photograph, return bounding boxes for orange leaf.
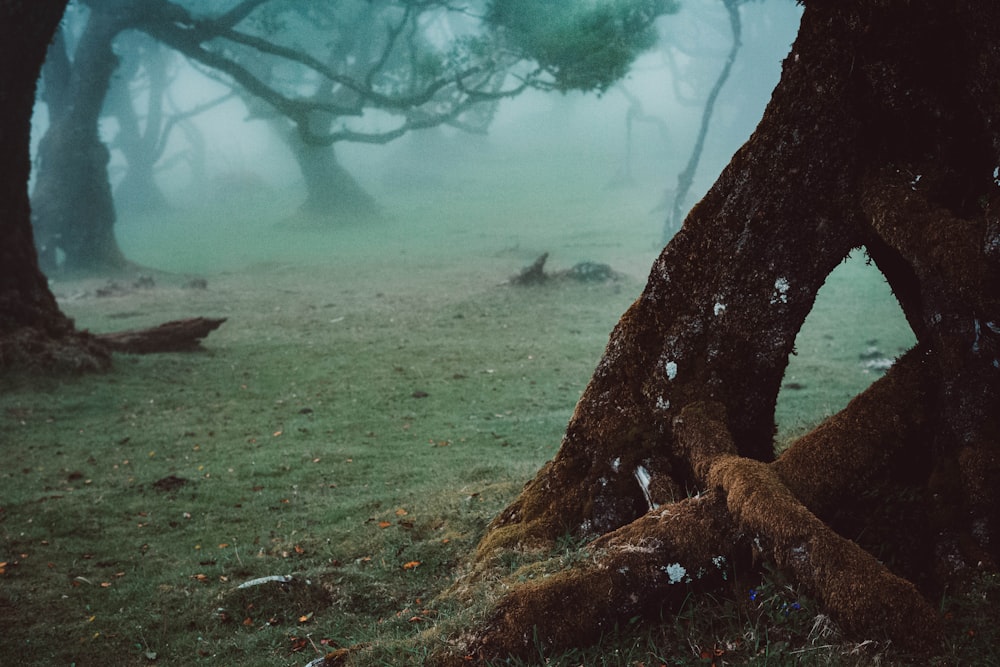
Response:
[100,582,112,588]
[378,521,392,529]
[395,508,408,516]
[402,561,421,570]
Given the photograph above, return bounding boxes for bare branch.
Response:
[211,0,271,29]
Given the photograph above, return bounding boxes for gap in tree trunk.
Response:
[774,248,916,450]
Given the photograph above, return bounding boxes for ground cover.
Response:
[3,147,994,665]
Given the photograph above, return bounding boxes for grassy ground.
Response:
[3,145,993,666]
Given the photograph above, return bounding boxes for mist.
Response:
[29,0,803,279]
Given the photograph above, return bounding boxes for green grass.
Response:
[2,144,989,666]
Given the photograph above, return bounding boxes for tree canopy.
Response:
[30,0,679,271]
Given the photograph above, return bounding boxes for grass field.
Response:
[3,143,995,666]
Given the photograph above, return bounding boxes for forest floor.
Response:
[3,146,993,666]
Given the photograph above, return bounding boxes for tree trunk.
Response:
[0,0,110,372]
[31,5,130,275]
[288,132,381,222]
[108,34,173,216]
[438,1,1000,662]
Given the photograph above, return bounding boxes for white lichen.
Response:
[611,457,621,473]
[662,562,688,584]
[656,396,670,411]
[665,360,678,380]
[789,543,809,567]
[771,277,790,304]
[713,302,726,316]
[634,465,658,510]
[713,555,728,580]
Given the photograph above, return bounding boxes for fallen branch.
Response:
[96,317,226,354]
[510,252,621,286]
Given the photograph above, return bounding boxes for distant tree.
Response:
[661,0,754,242]
[0,0,109,370]
[413,0,999,662]
[31,0,677,273]
[31,0,134,274]
[104,31,177,215]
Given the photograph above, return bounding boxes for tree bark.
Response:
[440,0,1000,661]
[0,0,109,372]
[287,133,381,222]
[31,5,131,275]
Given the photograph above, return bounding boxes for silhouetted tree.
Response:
[104,31,177,215]
[0,0,109,370]
[661,0,745,242]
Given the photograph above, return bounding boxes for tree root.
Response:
[439,350,944,662]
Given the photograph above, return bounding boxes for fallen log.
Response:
[96,317,226,354]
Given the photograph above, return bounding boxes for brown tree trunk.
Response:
[436,1,1000,662]
[0,0,110,372]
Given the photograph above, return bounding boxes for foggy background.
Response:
[29,0,803,278]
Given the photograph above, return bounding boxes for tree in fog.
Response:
[103,31,187,215]
[31,1,134,273]
[30,0,675,273]
[413,1,998,663]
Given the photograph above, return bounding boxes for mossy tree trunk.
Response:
[443,1,1000,662]
[0,0,109,371]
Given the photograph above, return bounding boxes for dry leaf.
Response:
[402,561,420,570]
[378,521,392,529]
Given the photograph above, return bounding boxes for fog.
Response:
[30,0,803,277]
